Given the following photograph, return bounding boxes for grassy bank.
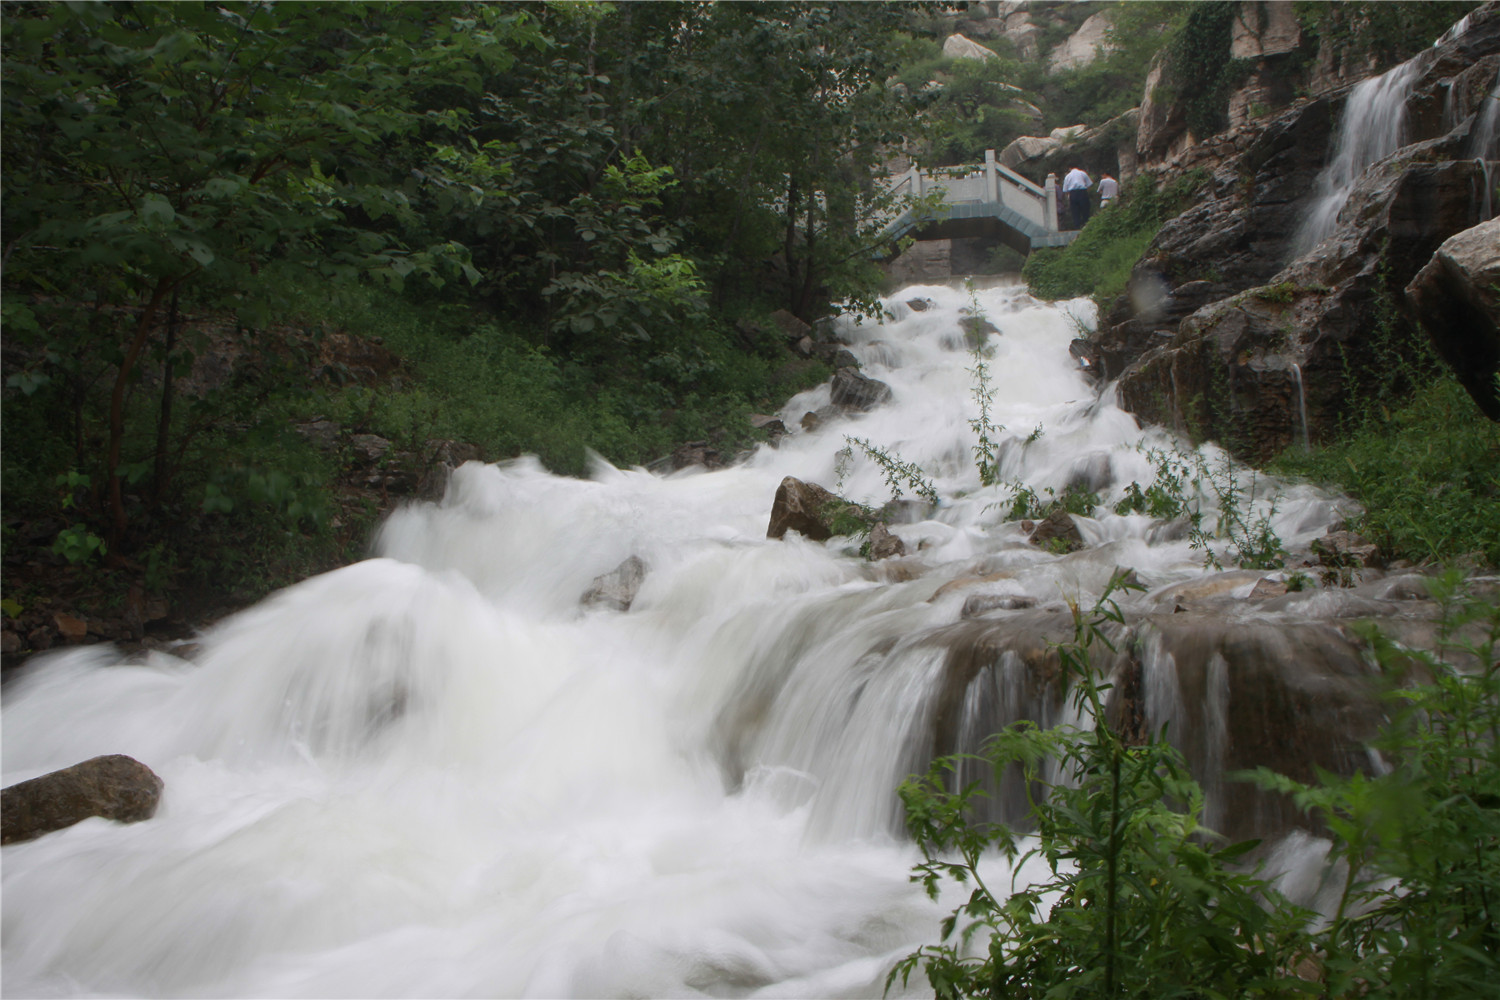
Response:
[1272,375,1500,566]
[1021,170,1206,309]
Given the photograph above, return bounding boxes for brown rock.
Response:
[829,368,893,411]
[52,612,88,643]
[1406,217,1500,420]
[349,433,392,466]
[961,593,1037,617]
[3,755,163,845]
[1029,508,1083,552]
[1,630,19,654]
[867,522,905,561]
[770,309,812,341]
[767,477,863,541]
[1249,577,1289,599]
[1312,530,1382,570]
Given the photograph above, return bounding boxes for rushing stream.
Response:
[3,282,1358,998]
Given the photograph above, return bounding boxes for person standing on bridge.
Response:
[1098,172,1119,208]
[1063,166,1092,229]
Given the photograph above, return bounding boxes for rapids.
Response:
[2,282,1351,998]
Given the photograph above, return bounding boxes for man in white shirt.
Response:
[1062,166,1092,229]
[1098,172,1119,207]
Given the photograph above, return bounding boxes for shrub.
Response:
[1022,171,1208,309]
[890,572,1312,999]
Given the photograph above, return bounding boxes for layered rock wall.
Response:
[1098,3,1500,460]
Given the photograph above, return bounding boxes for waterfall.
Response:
[1295,58,1423,256]
[1,283,1354,998]
[1472,71,1500,160]
[1290,362,1310,451]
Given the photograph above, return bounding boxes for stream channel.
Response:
[3,282,1413,997]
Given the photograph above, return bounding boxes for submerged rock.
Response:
[767,477,867,542]
[581,556,648,612]
[829,368,893,411]
[960,593,1037,618]
[923,608,1384,843]
[1029,508,1083,552]
[867,522,905,561]
[3,755,163,845]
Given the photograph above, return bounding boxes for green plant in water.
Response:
[1005,482,1099,523]
[967,323,1006,490]
[889,569,1312,999]
[820,498,875,540]
[846,435,941,505]
[1245,570,1500,997]
[1116,445,1285,571]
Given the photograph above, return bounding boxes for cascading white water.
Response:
[1,283,1349,998]
[1290,362,1311,451]
[1473,72,1500,161]
[1295,59,1423,255]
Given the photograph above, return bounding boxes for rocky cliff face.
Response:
[1098,2,1500,461]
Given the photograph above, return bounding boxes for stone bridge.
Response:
[880,149,1079,255]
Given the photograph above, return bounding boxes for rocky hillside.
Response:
[1101,1,1499,462]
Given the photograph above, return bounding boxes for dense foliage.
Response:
[1,0,928,603]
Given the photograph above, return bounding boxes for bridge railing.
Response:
[882,149,1067,243]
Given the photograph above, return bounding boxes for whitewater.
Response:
[1,281,1347,997]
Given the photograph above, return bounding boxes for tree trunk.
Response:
[106,278,175,554]
[151,291,181,506]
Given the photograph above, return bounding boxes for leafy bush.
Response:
[1246,571,1500,996]
[1272,376,1500,566]
[891,572,1312,999]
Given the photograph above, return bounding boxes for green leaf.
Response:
[139,194,175,226]
[6,371,50,395]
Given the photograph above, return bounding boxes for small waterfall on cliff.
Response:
[1472,71,1500,160]
[1296,59,1423,255]
[1290,362,1311,451]
[3,283,1363,998]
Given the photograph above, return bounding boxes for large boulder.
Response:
[942,33,999,62]
[3,755,163,845]
[829,368,893,411]
[767,477,865,542]
[1406,218,1500,420]
[923,606,1385,843]
[999,134,1062,170]
[1048,12,1114,73]
[1000,8,1042,59]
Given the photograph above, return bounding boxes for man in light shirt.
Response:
[1062,166,1091,229]
[1098,172,1119,207]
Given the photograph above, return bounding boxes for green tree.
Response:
[1,1,538,552]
